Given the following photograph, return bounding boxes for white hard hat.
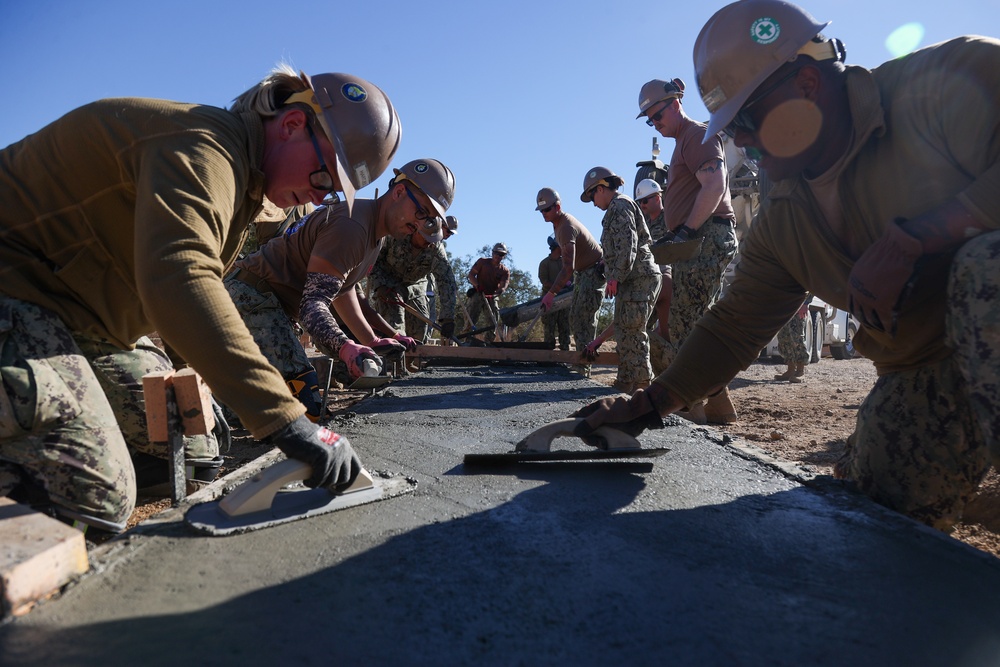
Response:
[635,178,662,201]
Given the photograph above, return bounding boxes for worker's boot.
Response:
[774,365,795,381]
[678,400,707,425]
[705,387,738,424]
[793,360,806,380]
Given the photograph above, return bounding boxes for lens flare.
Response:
[886,23,925,58]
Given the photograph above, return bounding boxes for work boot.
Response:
[705,387,738,424]
[793,361,806,380]
[678,401,707,425]
[774,365,795,381]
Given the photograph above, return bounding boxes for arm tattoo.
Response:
[697,158,725,175]
[299,272,349,356]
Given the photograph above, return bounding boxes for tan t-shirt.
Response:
[554,212,603,271]
[663,117,734,230]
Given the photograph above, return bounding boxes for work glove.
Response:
[375,287,399,304]
[338,340,382,379]
[369,335,407,352]
[570,384,669,448]
[605,279,618,298]
[268,415,362,490]
[540,291,555,312]
[439,319,455,339]
[210,397,232,453]
[672,224,695,243]
[392,332,419,351]
[847,219,922,336]
[583,338,604,361]
[466,287,477,298]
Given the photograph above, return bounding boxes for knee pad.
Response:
[287,369,322,421]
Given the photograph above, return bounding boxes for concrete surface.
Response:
[2,365,1000,666]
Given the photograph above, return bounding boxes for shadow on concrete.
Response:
[4,476,1000,666]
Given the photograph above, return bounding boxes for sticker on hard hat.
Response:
[589,170,597,178]
[354,163,371,188]
[342,83,368,103]
[751,17,780,44]
[414,163,428,173]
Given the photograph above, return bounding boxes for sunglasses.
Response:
[638,195,658,206]
[403,185,431,221]
[724,67,801,138]
[540,205,555,214]
[645,101,673,127]
[305,124,335,192]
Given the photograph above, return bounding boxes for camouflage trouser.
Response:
[613,274,660,390]
[664,220,738,363]
[570,264,607,352]
[225,278,321,416]
[777,314,809,364]
[542,309,571,350]
[374,282,431,342]
[0,297,135,531]
[838,231,1000,529]
[467,292,501,340]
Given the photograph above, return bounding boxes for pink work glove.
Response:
[338,340,381,379]
[847,219,922,336]
[392,332,419,351]
[583,338,603,361]
[540,291,555,312]
[605,279,618,298]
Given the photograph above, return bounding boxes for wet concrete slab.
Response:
[2,365,1000,666]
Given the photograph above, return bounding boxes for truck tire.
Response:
[831,320,860,360]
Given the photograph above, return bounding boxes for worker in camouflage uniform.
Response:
[581,167,660,394]
[537,236,571,350]
[370,217,458,343]
[574,0,1000,532]
[226,159,454,419]
[635,76,739,424]
[536,188,606,376]
[775,298,811,382]
[634,178,673,376]
[466,243,511,342]
[0,67,399,534]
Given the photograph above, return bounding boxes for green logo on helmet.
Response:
[751,17,780,44]
[414,163,428,173]
[341,83,368,103]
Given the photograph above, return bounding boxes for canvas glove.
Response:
[583,337,603,361]
[338,340,381,379]
[210,397,232,453]
[605,279,618,298]
[672,224,695,243]
[268,415,361,490]
[392,332,419,351]
[571,384,668,448]
[847,219,922,336]
[438,319,455,339]
[540,291,555,312]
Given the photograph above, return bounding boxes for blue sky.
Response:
[1,1,994,282]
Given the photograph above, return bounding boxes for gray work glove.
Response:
[211,397,232,453]
[268,415,362,490]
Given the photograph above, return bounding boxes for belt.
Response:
[231,267,274,294]
[710,216,735,226]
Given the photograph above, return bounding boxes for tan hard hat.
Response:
[445,215,459,234]
[694,0,831,138]
[635,178,662,201]
[286,72,402,215]
[417,217,444,244]
[535,187,561,211]
[635,78,685,118]
[580,166,618,203]
[492,242,509,256]
[391,158,456,218]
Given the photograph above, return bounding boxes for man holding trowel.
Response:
[466,243,511,342]
[575,0,1000,532]
[535,187,607,375]
[226,158,456,417]
[0,67,400,536]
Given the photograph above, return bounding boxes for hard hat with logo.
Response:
[284,72,402,215]
[390,158,456,218]
[417,217,444,244]
[535,187,561,211]
[635,78,686,118]
[694,0,832,138]
[580,166,621,203]
[492,242,509,256]
[634,178,663,201]
[445,215,459,235]
[547,235,559,250]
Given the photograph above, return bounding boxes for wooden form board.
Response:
[409,345,619,366]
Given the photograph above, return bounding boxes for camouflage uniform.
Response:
[601,194,660,391]
[571,265,606,360]
[644,208,673,375]
[538,254,570,350]
[663,219,738,364]
[369,235,457,342]
[839,231,1000,529]
[467,257,509,341]
[776,312,809,365]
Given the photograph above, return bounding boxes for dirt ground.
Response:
[128,352,1000,560]
[591,354,1000,560]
